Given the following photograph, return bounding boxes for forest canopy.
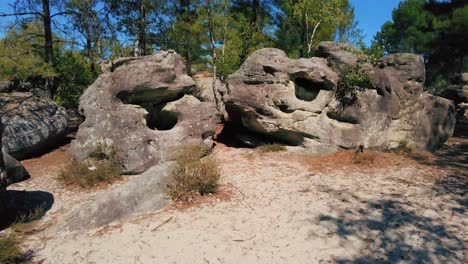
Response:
[0,0,466,107]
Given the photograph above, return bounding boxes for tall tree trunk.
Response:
[138,0,146,56]
[42,0,54,97]
[85,29,97,78]
[251,0,259,25]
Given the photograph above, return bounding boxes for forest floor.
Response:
[2,137,467,263]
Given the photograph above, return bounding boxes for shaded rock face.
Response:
[0,121,29,193]
[70,51,220,174]
[224,44,456,152]
[441,73,468,136]
[0,92,69,159]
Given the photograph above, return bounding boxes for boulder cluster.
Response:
[68,42,456,175]
[0,42,457,228]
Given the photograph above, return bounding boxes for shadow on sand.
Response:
[0,190,54,231]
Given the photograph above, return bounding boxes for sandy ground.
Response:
[4,138,468,263]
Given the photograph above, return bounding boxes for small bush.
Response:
[336,65,376,109]
[15,205,45,225]
[352,145,376,164]
[394,141,413,154]
[0,235,25,264]
[257,143,286,152]
[166,145,220,201]
[58,143,122,188]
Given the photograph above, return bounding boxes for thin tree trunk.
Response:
[251,0,259,25]
[206,0,220,111]
[307,19,321,57]
[138,0,146,56]
[42,0,54,97]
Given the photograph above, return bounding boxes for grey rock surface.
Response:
[54,162,173,231]
[0,121,29,193]
[0,92,68,159]
[70,51,220,174]
[224,44,456,152]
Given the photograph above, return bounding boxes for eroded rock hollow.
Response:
[223,42,456,153]
[70,51,220,174]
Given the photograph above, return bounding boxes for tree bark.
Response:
[138,0,146,56]
[42,0,55,97]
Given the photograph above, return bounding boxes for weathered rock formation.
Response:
[0,120,29,193]
[70,51,220,174]
[223,42,456,152]
[441,73,468,136]
[53,162,173,231]
[0,92,68,159]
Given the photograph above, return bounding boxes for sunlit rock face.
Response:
[0,92,68,159]
[70,51,220,174]
[223,42,456,153]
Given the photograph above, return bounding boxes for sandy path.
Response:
[5,139,467,263]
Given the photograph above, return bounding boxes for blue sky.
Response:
[1,0,402,46]
[350,0,402,45]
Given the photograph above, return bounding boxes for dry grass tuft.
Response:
[0,234,25,264]
[166,145,220,201]
[58,142,122,188]
[257,143,286,153]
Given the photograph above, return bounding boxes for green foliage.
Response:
[58,142,122,188]
[0,235,26,264]
[257,143,287,153]
[0,21,56,81]
[374,0,468,92]
[275,0,357,58]
[336,65,376,108]
[15,206,45,226]
[166,145,220,201]
[54,50,94,108]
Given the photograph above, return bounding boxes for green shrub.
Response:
[257,143,286,152]
[0,235,26,264]
[336,65,376,109]
[15,205,45,225]
[58,143,122,188]
[166,145,220,201]
[340,43,384,67]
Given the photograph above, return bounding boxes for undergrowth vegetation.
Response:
[352,145,376,164]
[166,145,220,201]
[0,234,24,264]
[58,142,122,188]
[257,143,286,153]
[0,205,45,264]
[336,64,376,109]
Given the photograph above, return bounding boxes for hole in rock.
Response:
[141,103,179,131]
[117,89,182,131]
[263,66,279,76]
[217,103,312,148]
[216,122,285,148]
[294,78,323,101]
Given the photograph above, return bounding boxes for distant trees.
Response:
[0,0,66,96]
[275,0,358,58]
[374,0,468,93]
[0,0,363,106]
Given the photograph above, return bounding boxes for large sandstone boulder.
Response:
[70,51,220,174]
[0,121,29,193]
[51,162,173,231]
[0,92,68,159]
[224,44,456,152]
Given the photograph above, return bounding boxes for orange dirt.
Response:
[21,144,72,179]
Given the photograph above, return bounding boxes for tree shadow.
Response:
[0,190,54,231]
[407,138,467,214]
[317,195,465,263]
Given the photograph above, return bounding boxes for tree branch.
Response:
[0,12,43,17]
